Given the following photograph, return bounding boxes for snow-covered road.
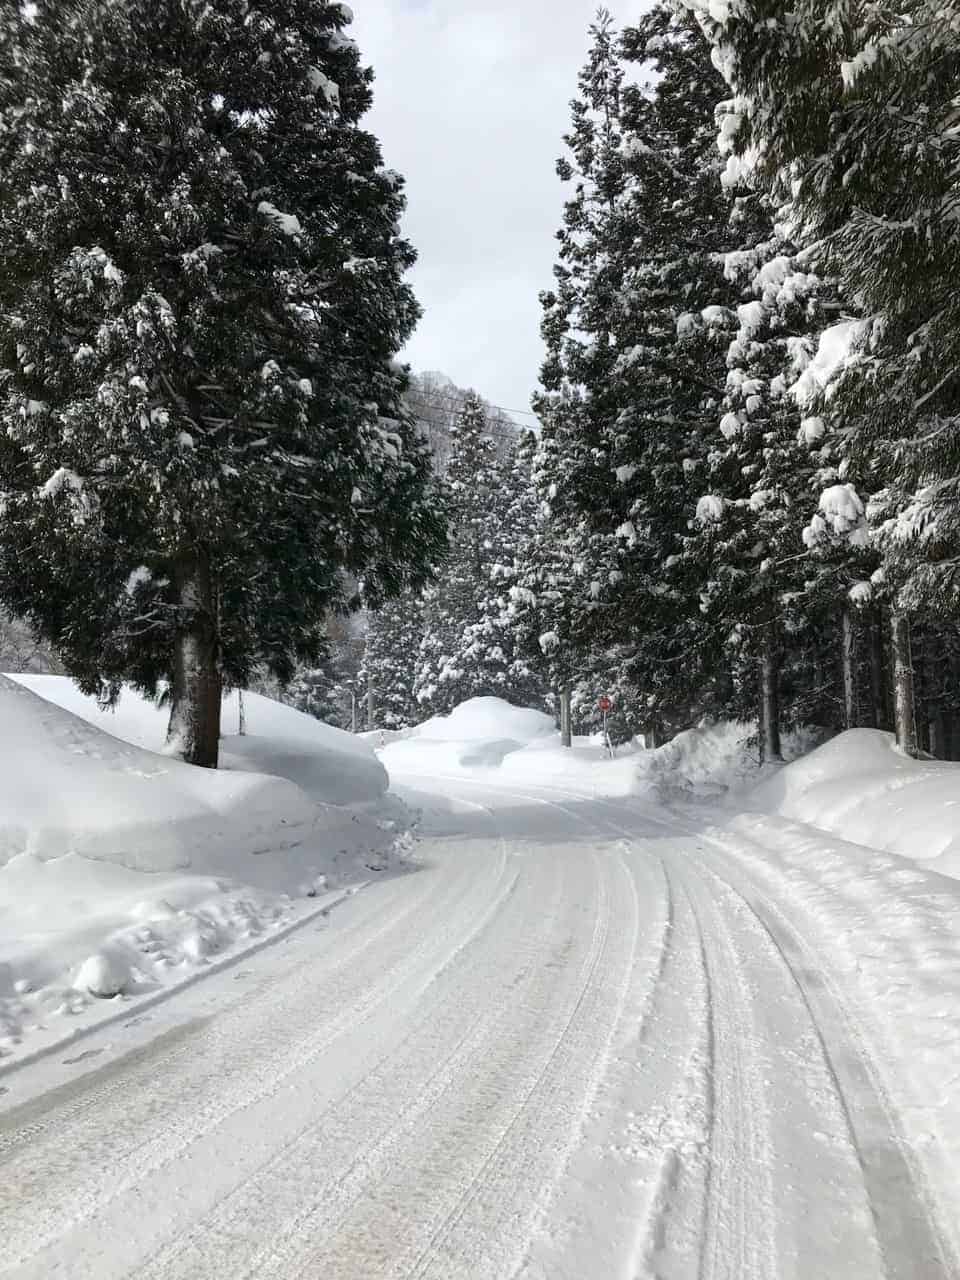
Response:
[1,776,956,1279]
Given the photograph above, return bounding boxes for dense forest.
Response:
[1,0,957,764]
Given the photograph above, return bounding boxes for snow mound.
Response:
[416,697,555,744]
[635,720,821,800]
[383,696,557,772]
[0,674,317,874]
[0,675,413,1065]
[8,675,387,806]
[750,728,960,879]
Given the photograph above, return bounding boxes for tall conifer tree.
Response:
[0,0,442,765]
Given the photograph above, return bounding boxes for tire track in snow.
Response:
[688,839,958,1280]
[230,793,639,1280]
[0,829,519,1277]
[571,790,956,1279]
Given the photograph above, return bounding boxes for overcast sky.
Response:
[350,0,639,425]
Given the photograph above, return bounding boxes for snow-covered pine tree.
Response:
[415,391,518,714]
[360,592,425,730]
[685,0,960,752]
[689,209,834,758]
[533,11,656,726]
[439,428,547,711]
[508,395,637,739]
[599,1,748,735]
[0,0,443,766]
[283,650,343,727]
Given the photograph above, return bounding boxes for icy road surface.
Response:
[1,776,957,1279]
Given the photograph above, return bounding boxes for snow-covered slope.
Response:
[8,674,388,806]
[0,675,319,875]
[750,728,960,879]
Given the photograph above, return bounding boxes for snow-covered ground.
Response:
[750,727,960,879]
[0,676,410,1069]
[2,693,960,1277]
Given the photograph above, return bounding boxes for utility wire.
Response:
[405,391,541,421]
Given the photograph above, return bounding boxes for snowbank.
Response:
[750,728,960,879]
[8,674,388,806]
[0,676,409,1067]
[381,701,816,801]
[0,675,320,875]
[382,696,558,771]
[416,697,556,744]
[634,719,821,801]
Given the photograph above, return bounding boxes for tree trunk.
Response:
[891,611,917,757]
[367,678,376,731]
[867,608,887,730]
[930,711,947,760]
[166,549,221,768]
[841,607,857,730]
[944,714,956,762]
[759,626,782,763]
[559,687,572,748]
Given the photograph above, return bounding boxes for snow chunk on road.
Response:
[74,948,132,998]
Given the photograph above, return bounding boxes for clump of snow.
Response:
[790,319,868,405]
[695,494,725,524]
[749,728,960,879]
[803,482,869,549]
[307,67,340,106]
[40,467,83,499]
[73,948,132,999]
[257,201,302,238]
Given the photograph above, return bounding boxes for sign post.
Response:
[598,695,613,758]
[560,687,572,748]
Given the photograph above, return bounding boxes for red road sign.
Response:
[598,695,612,713]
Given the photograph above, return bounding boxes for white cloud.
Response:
[351,0,641,423]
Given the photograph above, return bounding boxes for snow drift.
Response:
[634,719,821,800]
[8,674,388,806]
[750,728,960,879]
[382,696,557,771]
[0,675,408,1066]
[0,674,318,875]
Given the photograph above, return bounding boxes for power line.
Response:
[405,391,542,421]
